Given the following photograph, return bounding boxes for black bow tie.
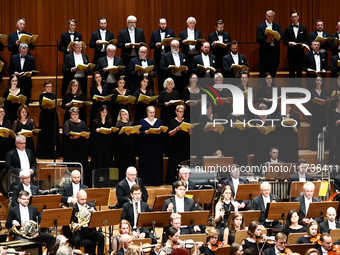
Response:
[217,32,223,36]
[18,32,23,34]
[140,59,146,62]
[69,32,74,35]
[21,56,26,59]
[160,29,166,33]
[292,24,299,28]
[314,52,319,56]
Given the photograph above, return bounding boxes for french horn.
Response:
[69,204,92,234]
[11,220,39,239]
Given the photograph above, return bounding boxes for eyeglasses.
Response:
[139,51,147,54]
[17,142,26,145]
[177,111,184,113]
[0,111,5,113]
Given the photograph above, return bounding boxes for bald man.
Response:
[320,207,340,233]
[61,170,88,206]
[116,234,133,255]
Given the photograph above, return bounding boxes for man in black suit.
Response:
[61,170,88,206]
[160,40,188,98]
[7,43,37,104]
[178,17,203,70]
[256,10,283,77]
[317,233,333,255]
[149,18,176,91]
[191,41,218,78]
[169,213,190,235]
[61,41,91,97]
[58,19,82,58]
[330,44,340,77]
[282,10,308,83]
[329,22,340,56]
[115,167,148,208]
[222,40,248,78]
[117,15,146,70]
[70,190,104,255]
[95,44,125,92]
[320,207,340,233]
[6,190,54,251]
[89,17,114,64]
[262,147,285,168]
[128,46,156,92]
[121,184,152,238]
[116,234,134,255]
[309,19,331,54]
[12,169,38,207]
[263,233,287,255]
[289,158,314,182]
[208,20,231,69]
[8,18,35,56]
[172,166,196,193]
[251,181,281,228]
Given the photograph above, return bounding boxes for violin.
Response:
[279,247,300,255]
[209,241,230,251]
[173,239,196,249]
[141,242,161,253]
[256,235,275,245]
[328,244,340,255]
[310,233,322,245]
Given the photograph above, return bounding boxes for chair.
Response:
[287,232,306,244]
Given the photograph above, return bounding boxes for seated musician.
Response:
[5,190,54,252]
[116,167,148,208]
[117,234,134,255]
[320,207,340,233]
[229,243,244,255]
[282,209,306,236]
[159,227,179,255]
[305,248,321,255]
[69,190,104,255]
[242,221,264,251]
[294,182,322,225]
[316,233,333,255]
[296,220,320,244]
[251,182,281,229]
[12,169,38,207]
[126,245,141,255]
[199,228,220,255]
[223,212,247,246]
[121,184,153,238]
[263,233,287,255]
[262,147,284,166]
[289,159,314,182]
[112,220,132,252]
[60,169,88,207]
[170,213,190,235]
[172,166,196,193]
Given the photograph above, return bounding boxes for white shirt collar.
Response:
[265,20,272,26]
[19,204,28,210]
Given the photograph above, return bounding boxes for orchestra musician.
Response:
[172,166,196,193]
[242,221,265,251]
[289,158,314,182]
[282,209,306,236]
[223,212,247,246]
[319,207,340,234]
[159,227,179,255]
[117,234,134,255]
[305,248,320,255]
[263,233,287,255]
[229,243,243,255]
[169,213,190,235]
[111,220,132,252]
[198,228,220,255]
[11,169,38,207]
[60,169,88,207]
[296,220,320,244]
[316,233,333,254]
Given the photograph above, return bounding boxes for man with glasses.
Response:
[172,166,196,193]
[263,233,288,255]
[115,167,148,208]
[12,169,38,207]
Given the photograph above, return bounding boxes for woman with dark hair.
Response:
[159,227,179,255]
[296,220,320,244]
[133,77,156,125]
[4,74,26,124]
[329,97,340,165]
[229,243,243,255]
[61,79,87,123]
[90,71,111,124]
[36,81,60,159]
[275,104,300,163]
[309,75,328,151]
[111,77,132,124]
[183,73,201,123]
[90,105,113,170]
[242,221,263,250]
[12,104,37,155]
[223,212,247,246]
[282,209,306,237]
[0,105,13,161]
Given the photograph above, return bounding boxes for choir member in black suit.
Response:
[263,233,288,255]
[208,20,231,69]
[62,41,91,98]
[61,79,87,124]
[330,45,340,77]
[117,15,146,70]
[191,42,218,78]
[308,19,330,54]
[95,45,125,92]
[256,10,283,77]
[295,220,320,244]
[222,40,248,78]
[63,107,90,186]
[90,105,113,170]
[112,77,131,123]
[160,40,188,98]
[329,22,340,56]
[60,169,88,206]
[178,17,203,69]
[309,75,328,151]
[319,207,340,233]
[329,97,340,165]
[36,81,60,159]
[289,158,314,182]
[58,19,82,58]
[8,18,35,56]
[171,166,196,193]
[89,17,114,64]
[7,43,37,105]
[6,190,54,251]
[129,46,156,92]
[0,105,13,163]
[11,169,38,207]
[275,104,300,163]
[282,10,308,82]
[149,18,176,91]
[282,209,306,237]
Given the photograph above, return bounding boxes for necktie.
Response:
[69,33,74,35]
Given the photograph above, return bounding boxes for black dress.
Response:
[114,121,137,181]
[282,226,306,237]
[63,119,90,186]
[215,201,235,241]
[275,112,300,163]
[328,85,340,114]
[61,93,87,124]
[199,246,215,255]
[166,118,190,184]
[3,88,26,125]
[213,88,232,119]
[329,109,340,165]
[295,236,312,244]
[309,88,328,151]
[133,89,156,125]
[237,84,256,120]
[90,84,110,124]
[243,239,260,251]
[255,86,281,119]
[12,118,37,155]
[183,87,201,123]
[36,92,60,159]
[138,118,163,186]
[158,90,180,127]
[111,88,131,123]
[0,119,13,160]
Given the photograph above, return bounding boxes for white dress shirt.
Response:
[100,29,106,52]
[160,30,165,53]
[23,184,32,196]
[20,54,25,70]
[265,21,275,46]
[292,23,299,39]
[175,196,185,213]
[187,28,198,54]
[262,195,271,209]
[126,177,136,190]
[17,30,23,40]
[313,51,321,72]
[202,53,211,78]
[304,196,313,215]
[69,30,74,42]
[298,173,306,182]
[231,53,239,66]
[328,220,336,230]
[74,52,85,78]
[172,52,182,77]
[16,148,30,171]
[216,31,223,43]
[128,29,137,56]
[19,204,30,224]
[132,200,141,228]
[232,178,239,197]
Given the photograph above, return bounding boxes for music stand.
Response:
[179,211,210,234]
[185,190,215,204]
[31,194,62,211]
[289,181,321,201]
[235,184,262,202]
[266,202,300,224]
[285,244,315,254]
[152,195,174,212]
[36,167,67,190]
[227,211,262,227]
[40,208,73,235]
[136,211,171,238]
[86,188,111,208]
[265,163,296,179]
[305,201,339,222]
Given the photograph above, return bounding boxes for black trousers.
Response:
[14,232,54,251]
[73,227,104,255]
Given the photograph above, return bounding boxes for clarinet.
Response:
[220,197,225,227]
[134,199,140,235]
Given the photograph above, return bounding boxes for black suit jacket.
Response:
[71,202,96,230]
[7,53,37,89]
[294,195,321,222]
[61,53,91,85]
[5,148,37,175]
[191,54,219,77]
[160,51,187,78]
[302,51,327,76]
[334,175,340,201]
[251,194,280,223]
[178,29,203,54]
[172,180,196,194]
[121,200,152,233]
[89,29,114,59]
[330,32,340,56]
[289,173,314,182]
[128,57,156,91]
[263,246,277,255]
[207,31,231,63]
[309,31,331,52]
[117,28,146,56]
[58,31,82,57]
[149,29,176,65]
[162,196,196,212]
[12,183,39,207]
[60,183,88,204]
[8,31,35,56]
[222,53,248,77]
[6,204,39,229]
[115,178,148,208]
[282,24,308,58]
[256,22,283,58]
[330,54,340,77]
[95,56,125,82]
[219,177,248,199]
[319,220,340,234]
